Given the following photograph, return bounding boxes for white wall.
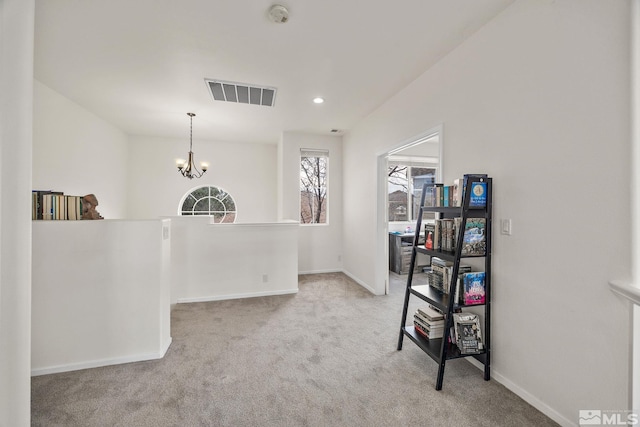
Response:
[280,132,343,274]
[633,0,640,413]
[343,1,631,425]
[33,81,129,219]
[169,217,298,304]
[127,136,277,222]
[31,219,172,375]
[0,1,34,426]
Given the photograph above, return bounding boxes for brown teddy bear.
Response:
[82,194,104,220]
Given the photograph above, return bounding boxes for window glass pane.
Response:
[300,153,328,224]
[224,197,236,211]
[211,212,226,223]
[179,186,237,222]
[193,199,209,212]
[181,195,196,211]
[191,187,209,200]
[388,164,438,222]
[411,168,436,221]
[209,187,221,198]
[388,165,408,222]
[216,188,230,201]
[210,198,225,212]
[411,167,436,188]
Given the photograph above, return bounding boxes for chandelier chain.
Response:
[189,113,194,152]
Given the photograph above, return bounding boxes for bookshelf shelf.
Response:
[410,285,449,312]
[410,284,487,312]
[415,247,487,261]
[397,175,492,390]
[402,326,487,361]
[420,205,487,213]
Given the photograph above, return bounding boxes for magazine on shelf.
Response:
[461,218,486,256]
[462,272,486,305]
[424,223,435,250]
[453,313,483,354]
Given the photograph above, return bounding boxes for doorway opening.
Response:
[375,125,443,295]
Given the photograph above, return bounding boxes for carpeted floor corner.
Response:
[31,272,558,426]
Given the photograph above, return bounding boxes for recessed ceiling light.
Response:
[313,97,324,104]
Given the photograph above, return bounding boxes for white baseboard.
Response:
[299,269,379,295]
[31,337,173,377]
[298,268,343,275]
[177,288,298,304]
[464,358,575,427]
[161,336,173,357]
[342,269,377,294]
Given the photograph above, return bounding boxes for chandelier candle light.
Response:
[176,112,208,179]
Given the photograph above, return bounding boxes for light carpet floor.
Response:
[31,272,559,427]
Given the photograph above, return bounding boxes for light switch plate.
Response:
[500,219,512,235]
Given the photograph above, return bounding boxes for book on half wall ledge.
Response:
[32,191,104,220]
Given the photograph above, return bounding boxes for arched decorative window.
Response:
[179,186,237,223]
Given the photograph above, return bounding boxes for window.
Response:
[179,186,237,223]
[388,160,437,222]
[300,149,328,224]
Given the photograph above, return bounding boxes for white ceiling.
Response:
[34,0,514,144]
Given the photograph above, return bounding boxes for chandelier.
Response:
[176,112,208,179]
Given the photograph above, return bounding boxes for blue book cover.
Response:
[469,182,487,207]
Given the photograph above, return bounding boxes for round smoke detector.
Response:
[268,4,289,23]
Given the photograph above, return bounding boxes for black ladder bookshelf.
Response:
[397,175,492,390]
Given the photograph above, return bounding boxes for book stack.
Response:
[424,217,486,256]
[424,183,459,207]
[423,175,487,208]
[441,219,454,252]
[428,257,451,293]
[33,190,84,220]
[413,305,445,340]
[426,269,444,292]
[428,257,471,300]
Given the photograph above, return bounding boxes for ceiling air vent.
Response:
[205,79,277,107]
